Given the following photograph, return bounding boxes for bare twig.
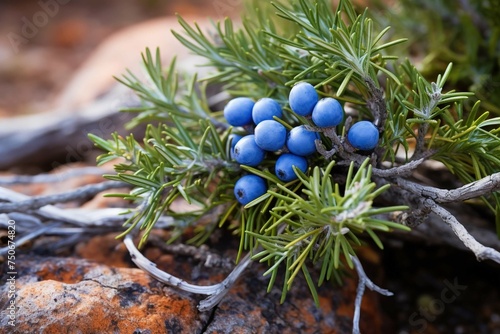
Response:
[197,253,253,311]
[0,187,93,226]
[0,224,56,256]
[385,174,500,262]
[351,255,393,334]
[124,233,253,311]
[427,201,500,264]
[0,206,181,254]
[0,167,111,185]
[371,158,424,177]
[0,212,42,229]
[397,172,500,203]
[0,181,130,213]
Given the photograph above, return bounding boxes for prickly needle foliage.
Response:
[90,49,242,247]
[367,0,500,115]
[364,0,500,230]
[89,0,500,304]
[382,61,500,233]
[250,159,409,304]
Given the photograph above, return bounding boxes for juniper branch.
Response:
[81,0,500,329]
[371,158,425,177]
[397,172,500,203]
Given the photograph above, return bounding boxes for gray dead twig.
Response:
[351,255,393,334]
[0,167,110,185]
[124,233,253,311]
[427,201,500,264]
[397,172,500,203]
[0,186,95,226]
[0,181,130,213]
[371,158,425,177]
[393,174,500,264]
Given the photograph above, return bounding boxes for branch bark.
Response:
[427,201,500,264]
[0,167,110,185]
[397,172,500,203]
[351,255,393,334]
[124,233,254,311]
[0,181,130,213]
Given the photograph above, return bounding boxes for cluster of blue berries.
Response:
[227,82,379,205]
[288,82,380,151]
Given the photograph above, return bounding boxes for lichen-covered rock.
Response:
[1,242,383,333]
[0,256,207,333]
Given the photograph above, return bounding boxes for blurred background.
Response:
[0,0,240,116]
[0,0,242,172]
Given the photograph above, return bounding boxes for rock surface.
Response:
[0,235,383,333]
[0,256,207,333]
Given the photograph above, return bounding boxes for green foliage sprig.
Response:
[250,159,409,305]
[90,0,500,312]
[367,0,500,115]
